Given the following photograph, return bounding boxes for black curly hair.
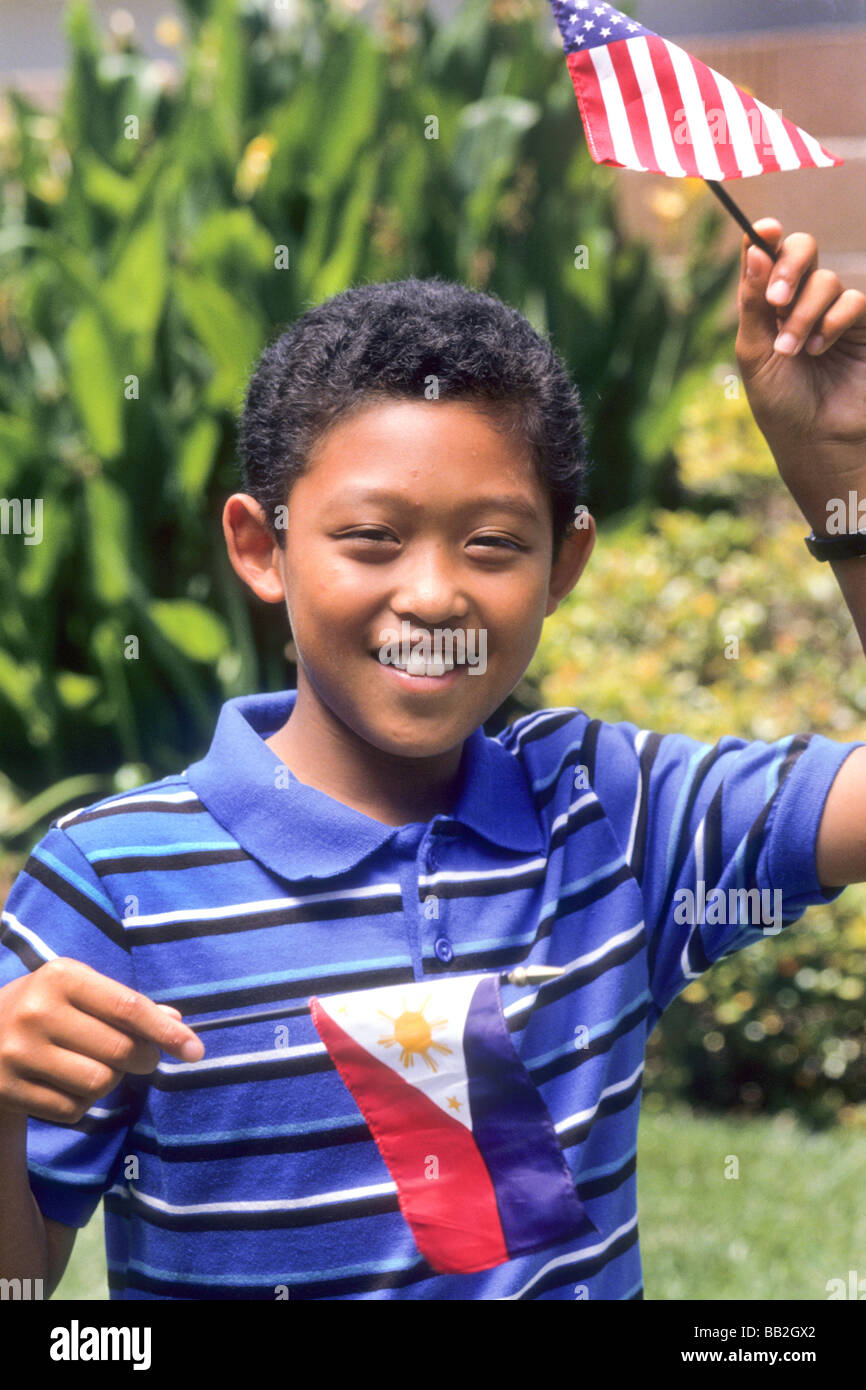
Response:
[238,276,590,558]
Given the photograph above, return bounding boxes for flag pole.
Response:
[703,179,779,261]
[184,966,567,1034]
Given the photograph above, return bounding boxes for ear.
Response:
[544,511,596,617]
[222,494,286,604]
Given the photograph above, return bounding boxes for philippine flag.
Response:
[310,972,594,1275]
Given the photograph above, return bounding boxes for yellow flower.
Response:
[650,188,687,222]
[235,134,277,199]
[155,16,185,48]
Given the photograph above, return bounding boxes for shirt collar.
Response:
[185,690,544,882]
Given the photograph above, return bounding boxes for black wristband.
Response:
[804,529,866,561]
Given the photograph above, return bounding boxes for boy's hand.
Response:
[0,958,204,1126]
[736,218,866,523]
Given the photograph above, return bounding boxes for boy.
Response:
[1,218,865,1300]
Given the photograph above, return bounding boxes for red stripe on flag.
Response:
[643,35,701,178]
[781,113,820,169]
[566,50,619,167]
[311,1001,509,1275]
[606,39,660,174]
[692,58,741,179]
[732,87,782,174]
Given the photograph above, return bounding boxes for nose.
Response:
[388,542,470,627]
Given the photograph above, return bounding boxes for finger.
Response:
[0,1075,99,1126]
[16,1043,123,1105]
[41,959,203,1061]
[804,288,866,355]
[763,230,819,308]
[737,235,783,376]
[43,1004,163,1076]
[771,268,846,356]
[740,216,783,277]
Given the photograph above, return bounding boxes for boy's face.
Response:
[225,398,594,763]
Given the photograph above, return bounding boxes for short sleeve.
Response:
[590,721,866,1016]
[0,824,140,1227]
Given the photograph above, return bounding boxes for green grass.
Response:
[637,1102,866,1300]
[52,1206,108,1300]
[50,1104,866,1300]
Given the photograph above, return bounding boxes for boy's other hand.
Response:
[735,218,866,515]
[0,958,204,1126]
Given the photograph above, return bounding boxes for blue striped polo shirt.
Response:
[0,689,860,1300]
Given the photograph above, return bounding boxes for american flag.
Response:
[550,1,842,180]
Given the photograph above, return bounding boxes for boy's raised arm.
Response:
[735,217,866,888]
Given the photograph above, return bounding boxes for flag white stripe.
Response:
[754,97,802,172]
[589,43,647,172]
[709,67,764,178]
[795,123,837,169]
[663,39,724,181]
[626,37,687,178]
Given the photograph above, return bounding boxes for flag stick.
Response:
[704,179,779,261]
[184,966,568,1033]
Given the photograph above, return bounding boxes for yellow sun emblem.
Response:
[377,996,452,1072]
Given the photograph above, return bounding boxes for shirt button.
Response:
[434,937,454,964]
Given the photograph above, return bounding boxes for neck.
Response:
[265,686,465,827]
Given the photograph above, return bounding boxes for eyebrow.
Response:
[330,489,542,523]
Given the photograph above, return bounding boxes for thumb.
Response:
[735,224,783,380]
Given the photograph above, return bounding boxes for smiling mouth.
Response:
[372,651,457,678]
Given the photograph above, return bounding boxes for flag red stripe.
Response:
[692,57,741,179]
[642,35,701,177]
[730,86,782,174]
[311,1001,509,1275]
[606,39,661,174]
[780,112,819,168]
[567,50,619,167]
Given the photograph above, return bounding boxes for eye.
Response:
[342,528,397,543]
[470,535,525,551]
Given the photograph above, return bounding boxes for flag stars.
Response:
[627,22,638,31]
[447,1096,462,1112]
[583,18,595,29]
[601,25,611,36]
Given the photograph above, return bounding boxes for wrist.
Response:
[774,459,866,538]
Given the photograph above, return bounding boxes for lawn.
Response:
[51,1102,866,1301]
